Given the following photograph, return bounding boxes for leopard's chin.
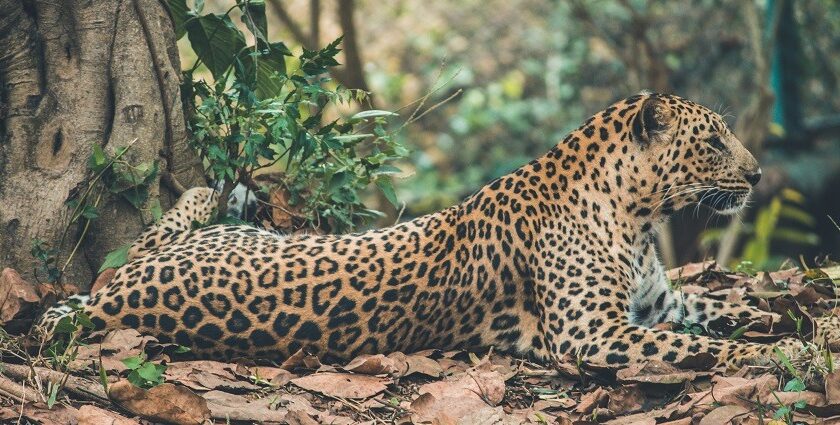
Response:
[698,188,751,215]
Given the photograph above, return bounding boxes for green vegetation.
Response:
[168,0,407,232]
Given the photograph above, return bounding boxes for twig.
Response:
[0,375,38,404]
[1,363,109,404]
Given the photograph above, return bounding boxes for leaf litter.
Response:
[0,261,839,423]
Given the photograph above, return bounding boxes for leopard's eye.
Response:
[706,135,728,152]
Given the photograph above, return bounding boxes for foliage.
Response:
[166,0,407,232]
[701,188,819,270]
[46,305,95,367]
[30,143,158,285]
[122,354,167,389]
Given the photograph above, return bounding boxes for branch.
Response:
[336,0,370,94]
[309,0,320,47]
[1,363,109,404]
[266,0,362,94]
[267,0,315,50]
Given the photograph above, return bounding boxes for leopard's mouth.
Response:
[698,188,751,215]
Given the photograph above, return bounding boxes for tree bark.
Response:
[0,0,204,289]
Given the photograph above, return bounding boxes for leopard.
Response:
[39,93,840,370]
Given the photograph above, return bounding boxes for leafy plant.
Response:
[122,353,167,389]
[30,238,60,284]
[46,306,95,366]
[166,0,407,232]
[701,188,819,270]
[31,142,159,285]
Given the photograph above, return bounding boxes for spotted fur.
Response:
[40,93,839,369]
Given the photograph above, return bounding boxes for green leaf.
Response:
[350,110,398,121]
[135,362,166,383]
[120,186,150,209]
[99,244,130,273]
[151,199,163,222]
[81,204,99,220]
[76,311,95,330]
[121,355,143,371]
[46,382,60,409]
[372,165,402,175]
[376,177,399,208]
[99,360,109,394]
[333,134,373,143]
[774,346,799,378]
[328,171,352,195]
[164,0,189,39]
[185,14,246,80]
[239,0,267,43]
[235,44,288,98]
[89,145,108,173]
[53,316,78,335]
[174,345,191,354]
[728,325,749,340]
[783,378,806,392]
[778,205,815,227]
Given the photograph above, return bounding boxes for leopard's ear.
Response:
[631,95,675,146]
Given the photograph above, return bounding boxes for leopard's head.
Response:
[630,93,761,216]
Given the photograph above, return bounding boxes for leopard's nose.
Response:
[745,168,762,187]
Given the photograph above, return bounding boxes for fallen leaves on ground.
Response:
[70,328,156,373]
[109,380,210,425]
[0,262,839,424]
[291,372,391,399]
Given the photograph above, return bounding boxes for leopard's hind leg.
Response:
[127,187,219,260]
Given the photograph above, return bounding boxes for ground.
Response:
[0,261,839,424]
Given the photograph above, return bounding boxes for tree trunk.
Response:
[0,0,205,289]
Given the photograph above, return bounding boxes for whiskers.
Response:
[649,183,716,213]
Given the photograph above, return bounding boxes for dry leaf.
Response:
[291,372,390,399]
[606,384,645,414]
[70,329,156,373]
[575,387,608,414]
[283,409,320,425]
[15,403,79,425]
[826,371,840,405]
[91,268,116,294]
[770,296,815,338]
[77,405,139,425]
[0,268,40,325]
[109,380,210,425]
[343,354,399,375]
[234,364,295,386]
[280,348,323,370]
[165,360,260,392]
[688,375,777,408]
[388,352,445,378]
[203,390,295,422]
[674,352,717,371]
[698,405,750,425]
[411,367,506,423]
[602,400,684,425]
[269,188,295,228]
[666,261,715,282]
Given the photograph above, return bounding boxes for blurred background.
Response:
[189,0,840,271]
